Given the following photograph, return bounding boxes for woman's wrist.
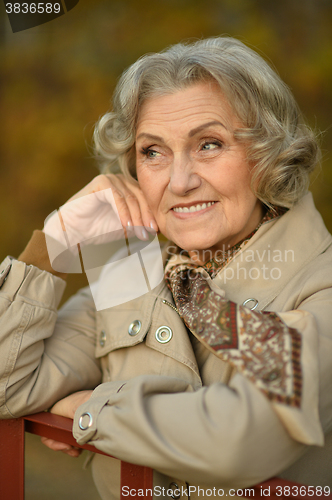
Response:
[18,230,68,280]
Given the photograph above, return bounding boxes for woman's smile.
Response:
[171,201,217,218]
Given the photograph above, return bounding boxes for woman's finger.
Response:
[105,174,150,240]
[124,191,148,240]
[41,436,70,451]
[106,183,135,229]
[115,174,159,233]
[134,190,158,233]
[40,437,82,457]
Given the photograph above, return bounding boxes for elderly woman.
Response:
[0,37,331,499]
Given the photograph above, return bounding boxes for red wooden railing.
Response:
[0,413,330,499]
[0,412,153,499]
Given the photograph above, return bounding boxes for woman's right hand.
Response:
[44,173,158,248]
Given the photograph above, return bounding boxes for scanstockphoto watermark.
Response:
[122,485,331,498]
[121,485,255,497]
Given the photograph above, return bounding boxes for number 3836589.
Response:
[5,3,61,14]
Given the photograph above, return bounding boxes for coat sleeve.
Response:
[0,234,102,418]
[72,374,308,488]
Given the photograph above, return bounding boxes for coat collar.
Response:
[212,192,332,310]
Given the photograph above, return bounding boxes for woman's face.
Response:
[135,82,263,258]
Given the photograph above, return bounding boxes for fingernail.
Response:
[141,228,148,240]
[127,220,132,227]
[150,221,158,232]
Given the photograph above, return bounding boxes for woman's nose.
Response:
[168,155,201,196]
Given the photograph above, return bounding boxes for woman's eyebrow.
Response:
[188,120,227,137]
[136,121,227,142]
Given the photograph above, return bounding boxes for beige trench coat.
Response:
[0,192,332,499]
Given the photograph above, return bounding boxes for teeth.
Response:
[173,202,215,213]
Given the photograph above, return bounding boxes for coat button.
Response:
[78,412,93,430]
[242,298,259,310]
[128,320,142,336]
[155,326,173,344]
[99,330,106,347]
[169,482,180,499]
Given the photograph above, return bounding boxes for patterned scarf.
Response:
[164,206,305,406]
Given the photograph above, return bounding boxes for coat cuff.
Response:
[73,381,127,445]
[0,256,66,310]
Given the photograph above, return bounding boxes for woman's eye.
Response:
[141,147,161,159]
[201,142,221,151]
[147,150,161,158]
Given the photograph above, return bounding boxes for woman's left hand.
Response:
[40,390,93,457]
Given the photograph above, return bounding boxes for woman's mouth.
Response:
[172,201,215,213]
[172,201,216,216]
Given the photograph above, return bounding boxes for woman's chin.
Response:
[170,234,221,254]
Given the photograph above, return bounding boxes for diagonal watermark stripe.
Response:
[44,190,164,310]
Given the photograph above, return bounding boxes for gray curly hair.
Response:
[93,36,320,208]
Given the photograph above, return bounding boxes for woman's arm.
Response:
[70,375,306,488]
[0,245,102,417]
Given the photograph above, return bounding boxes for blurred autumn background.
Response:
[1,0,332,498]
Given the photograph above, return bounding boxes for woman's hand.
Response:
[44,173,159,247]
[40,390,93,458]
[49,390,93,419]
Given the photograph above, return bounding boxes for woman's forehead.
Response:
[135,82,242,136]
